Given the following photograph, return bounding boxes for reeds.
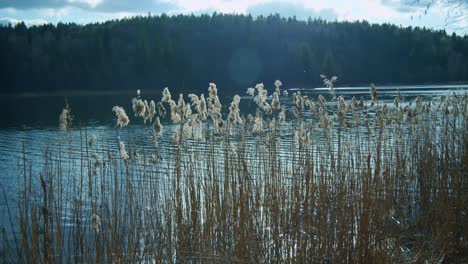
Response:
[5,82,468,263]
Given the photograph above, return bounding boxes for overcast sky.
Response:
[0,0,466,34]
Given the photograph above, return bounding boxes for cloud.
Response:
[0,1,62,10]
[380,0,425,13]
[0,17,48,27]
[0,0,177,13]
[94,0,176,13]
[246,1,338,21]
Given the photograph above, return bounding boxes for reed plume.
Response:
[59,102,72,131]
[112,106,130,127]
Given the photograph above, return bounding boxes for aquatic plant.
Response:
[112,106,130,127]
[7,78,468,263]
[58,103,72,131]
[321,74,338,100]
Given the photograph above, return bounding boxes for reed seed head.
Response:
[59,103,72,131]
[157,102,167,117]
[370,83,378,102]
[112,106,130,128]
[228,95,242,124]
[253,111,263,133]
[162,87,171,102]
[152,116,162,136]
[272,92,280,111]
[274,79,282,93]
[118,140,129,159]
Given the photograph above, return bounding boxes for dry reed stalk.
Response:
[7,83,467,263]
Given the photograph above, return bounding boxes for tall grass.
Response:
[4,82,467,263]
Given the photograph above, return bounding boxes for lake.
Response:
[1,83,467,260]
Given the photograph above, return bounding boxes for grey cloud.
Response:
[95,0,176,13]
[0,0,65,10]
[0,0,177,13]
[382,0,468,13]
[247,1,338,21]
[0,18,48,27]
[381,0,421,13]
[0,18,17,26]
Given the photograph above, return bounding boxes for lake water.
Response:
[1,84,467,255]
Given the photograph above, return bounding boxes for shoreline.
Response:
[2,82,468,98]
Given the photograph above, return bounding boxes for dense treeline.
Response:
[1,13,468,94]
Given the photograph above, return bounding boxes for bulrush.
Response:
[207,83,223,132]
[166,98,182,124]
[199,94,208,121]
[318,95,326,108]
[254,83,267,106]
[157,102,167,117]
[253,111,263,133]
[358,96,365,108]
[177,94,186,114]
[146,100,156,123]
[19,74,468,264]
[132,97,146,117]
[293,91,304,110]
[207,83,222,115]
[381,104,389,118]
[187,94,203,124]
[337,96,347,122]
[171,112,182,124]
[263,103,272,115]
[185,114,199,129]
[292,106,301,118]
[112,106,130,127]
[303,96,311,109]
[252,83,273,114]
[188,94,199,105]
[321,74,338,100]
[319,107,330,129]
[152,117,162,136]
[437,95,443,107]
[268,118,276,130]
[309,101,318,114]
[208,82,218,98]
[59,103,72,131]
[338,96,346,113]
[162,87,171,102]
[350,96,357,111]
[228,95,242,124]
[300,124,311,145]
[370,83,378,103]
[247,87,255,96]
[118,139,129,159]
[274,79,282,94]
[271,92,281,111]
[183,103,192,120]
[394,90,401,108]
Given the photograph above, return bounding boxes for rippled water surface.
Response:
[1,84,467,241]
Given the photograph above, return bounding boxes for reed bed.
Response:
[3,81,467,263]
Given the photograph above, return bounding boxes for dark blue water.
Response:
[0,84,467,257]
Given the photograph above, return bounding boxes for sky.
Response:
[0,0,466,34]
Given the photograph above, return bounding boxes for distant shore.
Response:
[2,82,467,98]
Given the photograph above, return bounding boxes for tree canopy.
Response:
[1,13,467,94]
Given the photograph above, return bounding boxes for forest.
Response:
[1,13,468,94]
